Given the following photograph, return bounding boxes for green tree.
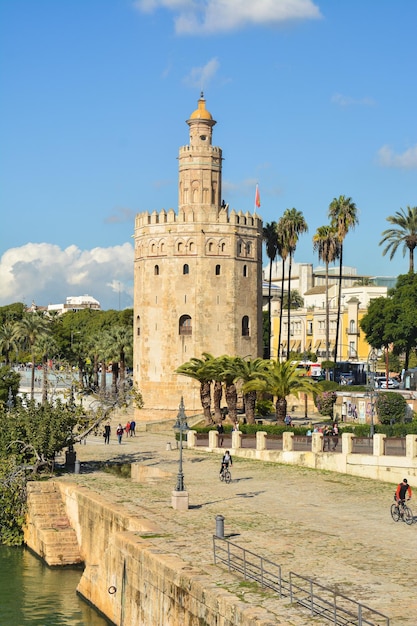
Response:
[281,208,308,360]
[313,225,340,362]
[282,290,304,310]
[34,335,59,404]
[233,357,270,424]
[104,325,133,400]
[262,221,279,359]
[216,355,240,425]
[0,366,20,406]
[375,392,408,424]
[328,195,359,367]
[12,314,51,399]
[0,321,19,366]
[244,360,318,422]
[380,205,417,273]
[176,353,216,424]
[276,218,290,361]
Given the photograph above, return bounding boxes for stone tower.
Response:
[133,94,263,413]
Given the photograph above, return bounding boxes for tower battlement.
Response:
[135,208,262,229]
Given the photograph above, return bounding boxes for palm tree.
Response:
[313,225,340,362]
[380,205,417,274]
[276,218,289,361]
[281,208,308,361]
[262,222,279,359]
[244,360,318,422]
[216,355,240,426]
[13,313,51,399]
[233,357,269,424]
[0,321,19,366]
[176,353,216,424]
[35,335,59,404]
[104,326,133,400]
[328,195,359,366]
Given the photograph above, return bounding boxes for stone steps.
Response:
[25,481,83,567]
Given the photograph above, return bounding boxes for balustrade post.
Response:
[341,432,354,455]
[232,430,242,449]
[187,430,197,448]
[282,431,294,452]
[373,433,386,456]
[256,431,267,451]
[406,434,417,459]
[209,430,218,450]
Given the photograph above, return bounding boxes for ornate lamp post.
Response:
[171,397,190,509]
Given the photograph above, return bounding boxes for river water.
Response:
[0,546,112,626]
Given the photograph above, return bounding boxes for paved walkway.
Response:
[59,413,417,626]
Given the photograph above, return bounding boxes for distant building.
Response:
[47,295,101,315]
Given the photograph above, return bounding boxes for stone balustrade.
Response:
[186,430,417,485]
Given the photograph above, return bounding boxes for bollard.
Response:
[215,515,225,539]
[74,460,80,474]
[166,442,172,451]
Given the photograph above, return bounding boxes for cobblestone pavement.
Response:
[59,415,417,626]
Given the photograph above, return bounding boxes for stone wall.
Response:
[24,480,279,626]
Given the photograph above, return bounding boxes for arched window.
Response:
[179,315,192,335]
[349,320,355,333]
[151,243,156,254]
[189,241,194,253]
[243,264,247,277]
[154,265,159,275]
[136,315,141,336]
[208,242,214,253]
[178,242,184,253]
[238,242,242,255]
[246,242,252,255]
[183,264,189,275]
[215,264,221,276]
[221,242,226,253]
[242,316,250,337]
[160,242,165,253]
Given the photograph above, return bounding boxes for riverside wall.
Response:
[25,479,277,626]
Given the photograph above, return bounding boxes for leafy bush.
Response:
[315,390,337,417]
[375,392,408,424]
[255,399,274,416]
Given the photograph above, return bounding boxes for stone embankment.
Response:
[25,410,417,625]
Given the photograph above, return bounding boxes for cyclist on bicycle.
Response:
[395,478,412,507]
[220,450,232,475]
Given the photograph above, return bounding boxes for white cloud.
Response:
[331,93,375,107]
[377,144,417,169]
[183,57,220,89]
[0,243,134,310]
[134,0,321,34]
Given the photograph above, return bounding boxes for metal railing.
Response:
[213,536,389,626]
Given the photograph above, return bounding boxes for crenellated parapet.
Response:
[135,208,262,229]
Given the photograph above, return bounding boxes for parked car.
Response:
[376,377,400,389]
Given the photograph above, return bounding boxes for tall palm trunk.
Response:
[244,390,257,424]
[286,253,293,361]
[42,354,48,404]
[275,396,287,422]
[334,245,343,366]
[100,359,107,395]
[30,351,36,400]
[225,382,238,425]
[325,260,330,365]
[266,259,273,359]
[278,259,286,361]
[200,381,212,424]
[111,362,118,396]
[93,354,99,390]
[213,380,222,423]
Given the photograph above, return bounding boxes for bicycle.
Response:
[219,465,232,484]
[390,498,413,525]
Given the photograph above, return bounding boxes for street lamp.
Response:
[367,348,378,437]
[173,396,189,492]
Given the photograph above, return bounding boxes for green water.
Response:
[0,546,113,625]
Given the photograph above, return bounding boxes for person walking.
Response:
[125,421,131,437]
[217,422,224,447]
[130,420,136,437]
[104,423,111,444]
[116,424,124,444]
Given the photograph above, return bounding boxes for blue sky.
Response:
[1,0,416,310]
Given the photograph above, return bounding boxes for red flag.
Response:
[255,184,261,209]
